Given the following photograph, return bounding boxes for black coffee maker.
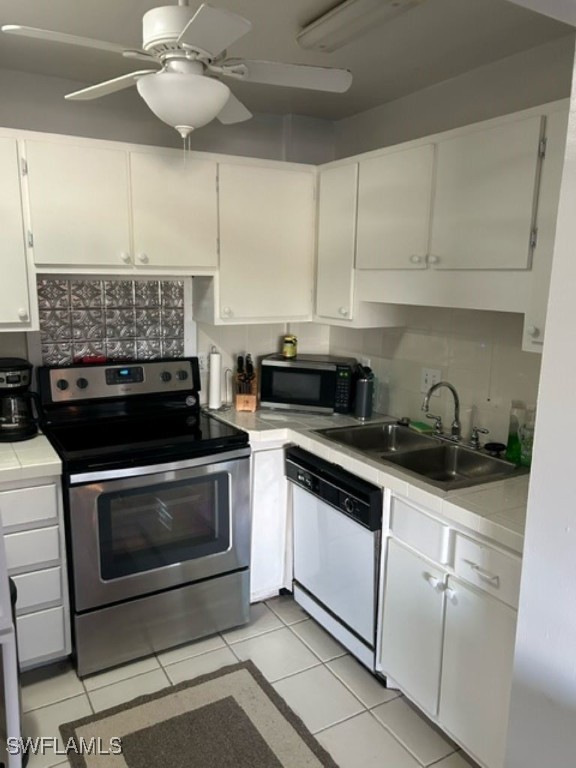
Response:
[0,358,38,442]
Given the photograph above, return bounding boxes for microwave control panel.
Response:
[334,365,353,413]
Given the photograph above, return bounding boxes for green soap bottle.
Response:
[505,402,525,465]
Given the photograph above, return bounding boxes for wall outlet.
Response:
[421,368,442,395]
[359,357,371,368]
[197,353,207,372]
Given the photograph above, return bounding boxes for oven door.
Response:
[67,448,250,612]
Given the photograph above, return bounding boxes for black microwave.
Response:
[260,354,357,414]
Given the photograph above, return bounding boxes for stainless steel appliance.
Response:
[0,358,38,442]
[260,354,357,414]
[38,358,251,677]
[285,446,382,670]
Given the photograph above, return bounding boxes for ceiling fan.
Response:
[2,1,353,138]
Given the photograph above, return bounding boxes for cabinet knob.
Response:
[410,255,423,264]
[428,255,440,265]
[338,306,349,317]
[527,325,540,338]
[222,307,232,317]
[138,253,149,264]
[120,252,132,264]
[423,572,442,591]
[17,308,29,322]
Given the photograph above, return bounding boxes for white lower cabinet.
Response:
[439,577,517,768]
[380,539,444,716]
[378,494,520,768]
[249,446,289,602]
[0,478,70,669]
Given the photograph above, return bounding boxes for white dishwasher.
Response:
[285,446,383,670]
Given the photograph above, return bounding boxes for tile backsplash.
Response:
[38,277,185,365]
[329,307,542,444]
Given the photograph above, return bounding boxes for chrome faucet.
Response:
[422,381,461,441]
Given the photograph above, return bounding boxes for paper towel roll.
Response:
[208,348,222,410]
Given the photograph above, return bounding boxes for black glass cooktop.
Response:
[44,411,248,474]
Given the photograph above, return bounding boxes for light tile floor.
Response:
[19,596,476,768]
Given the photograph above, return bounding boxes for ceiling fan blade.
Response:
[65,70,156,101]
[223,59,353,93]
[1,24,129,56]
[217,93,252,125]
[178,4,252,58]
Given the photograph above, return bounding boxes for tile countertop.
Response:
[0,435,62,483]
[206,407,528,555]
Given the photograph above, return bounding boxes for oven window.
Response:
[98,474,230,580]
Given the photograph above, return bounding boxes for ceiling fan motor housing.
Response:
[142,5,193,52]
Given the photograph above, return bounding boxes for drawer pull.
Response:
[445,587,457,602]
[466,560,500,587]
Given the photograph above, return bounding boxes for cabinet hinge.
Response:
[538,138,547,159]
[20,158,28,176]
[530,228,538,249]
[27,231,34,248]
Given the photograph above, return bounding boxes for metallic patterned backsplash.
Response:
[38,278,185,366]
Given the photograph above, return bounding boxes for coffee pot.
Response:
[0,358,39,442]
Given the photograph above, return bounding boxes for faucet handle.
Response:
[426,412,443,434]
[470,426,489,449]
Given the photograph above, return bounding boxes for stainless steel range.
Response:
[38,357,251,677]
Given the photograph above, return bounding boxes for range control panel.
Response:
[42,358,199,404]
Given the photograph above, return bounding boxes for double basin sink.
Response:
[314,422,528,491]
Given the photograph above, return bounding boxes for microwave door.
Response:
[260,366,337,412]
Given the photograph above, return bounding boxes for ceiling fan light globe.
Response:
[136,72,230,131]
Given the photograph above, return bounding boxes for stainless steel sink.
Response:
[314,422,528,490]
[383,443,528,490]
[315,423,437,455]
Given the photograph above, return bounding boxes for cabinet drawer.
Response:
[0,483,58,530]
[17,606,66,665]
[12,567,62,614]
[390,497,449,563]
[4,526,60,573]
[453,533,521,608]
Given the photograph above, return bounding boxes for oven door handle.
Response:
[68,447,251,485]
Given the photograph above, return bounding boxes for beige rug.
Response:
[60,661,339,767]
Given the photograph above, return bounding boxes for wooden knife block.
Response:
[234,371,258,412]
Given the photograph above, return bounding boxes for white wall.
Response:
[0,68,335,162]
[505,42,576,768]
[334,35,574,157]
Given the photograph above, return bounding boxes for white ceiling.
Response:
[0,0,571,120]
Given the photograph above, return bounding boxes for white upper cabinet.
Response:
[0,138,32,327]
[25,140,132,268]
[356,144,434,270]
[316,164,357,320]
[217,163,315,322]
[130,151,218,269]
[430,116,543,270]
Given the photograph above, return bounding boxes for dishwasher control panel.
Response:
[285,445,382,531]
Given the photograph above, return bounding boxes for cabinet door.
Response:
[440,577,517,768]
[131,151,218,269]
[250,448,288,601]
[379,539,445,716]
[26,140,131,267]
[218,164,315,321]
[316,164,357,319]
[0,138,31,326]
[356,144,434,270]
[430,116,543,270]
